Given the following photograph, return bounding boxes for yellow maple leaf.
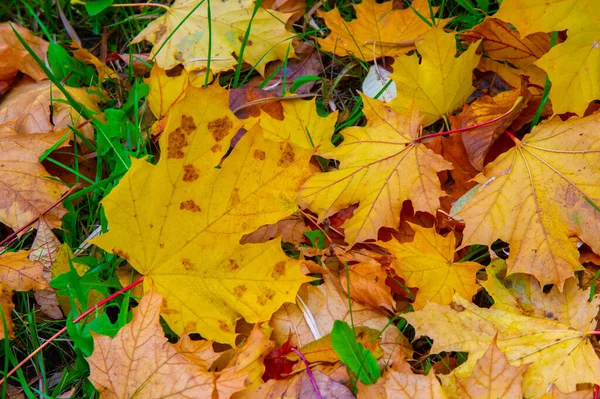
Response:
[457,113,600,289]
[92,84,312,344]
[0,251,48,339]
[258,98,337,149]
[493,0,599,116]
[146,65,190,119]
[482,260,600,332]
[132,0,295,75]
[390,27,481,126]
[378,224,481,309]
[317,0,438,61]
[0,123,68,231]
[404,294,600,398]
[299,95,452,245]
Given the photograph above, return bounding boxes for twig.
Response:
[291,348,322,399]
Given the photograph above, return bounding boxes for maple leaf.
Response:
[461,18,550,68]
[317,0,438,61]
[493,0,599,116]
[92,84,312,344]
[457,113,600,288]
[258,98,338,149]
[132,0,295,75]
[455,337,528,399]
[0,251,48,339]
[0,77,103,139]
[299,95,452,245]
[0,22,48,82]
[0,123,68,231]
[357,370,447,398]
[88,290,272,398]
[404,294,600,398]
[378,224,481,309]
[482,260,600,332]
[389,27,481,126]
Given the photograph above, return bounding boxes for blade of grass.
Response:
[232,0,264,87]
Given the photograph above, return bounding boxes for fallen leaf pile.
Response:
[2,0,600,397]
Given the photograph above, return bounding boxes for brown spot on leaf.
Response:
[254,149,266,160]
[167,116,196,159]
[219,320,230,332]
[272,261,286,279]
[159,243,165,248]
[234,285,247,298]
[211,143,222,153]
[183,164,199,182]
[174,51,184,62]
[155,25,167,41]
[168,127,187,159]
[231,188,240,206]
[181,115,196,133]
[265,288,275,300]
[450,302,466,312]
[180,200,201,212]
[182,258,195,271]
[257,295,267,306]
[113,249,130,260]
[277,142,295,167]
[208,117,233,142]
[229,259,240,271]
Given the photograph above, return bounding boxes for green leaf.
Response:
[85,0,114,16]
[331,320,381,385]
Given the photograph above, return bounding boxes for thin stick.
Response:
[291,348,322,399]
[0,277,144,385]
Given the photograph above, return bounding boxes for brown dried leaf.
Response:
[340,259,395,312]
[240,214,310,245]
[0,123,68,231]
[456,337,528,398]
[0,23,48,81]
[0,251,48,338]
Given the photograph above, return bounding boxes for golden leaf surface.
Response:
[132,0,295,75]
[378,224,481,309]
[258,98,337,149]
[299,96,452,245]
[317,0,437,60]
[92,84,312,345]
[457,113,600,288]
[404,294,600,398]
[0,124,68,231]
[390,27,481,126]
[146,65,190,119]
[493,0,599,116]
[455,337,528,399]
[0,251,48,339]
